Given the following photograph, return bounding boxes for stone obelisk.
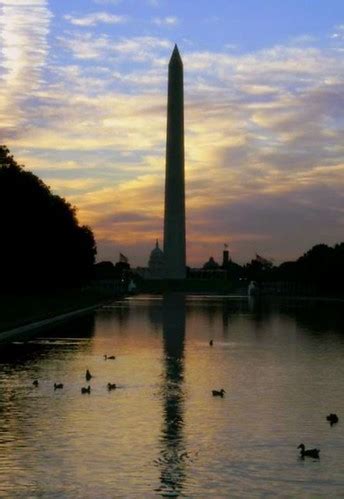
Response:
[163,44,186,279]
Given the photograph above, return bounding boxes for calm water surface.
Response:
[1,294,344,497]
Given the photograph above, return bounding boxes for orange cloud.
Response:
[2,17,344,265]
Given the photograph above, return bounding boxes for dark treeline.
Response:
[241,243,344,293]
[2,147,343,295]
[94,260,131,281]
[0,146,96,291]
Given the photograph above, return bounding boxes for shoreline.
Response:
[1,292,343,343]
[0,303,103,343]
[0,287,123,337]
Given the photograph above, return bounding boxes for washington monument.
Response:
[163,45,186,279]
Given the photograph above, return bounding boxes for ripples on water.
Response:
[1,294,344,496]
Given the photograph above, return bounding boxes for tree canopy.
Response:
[0,146,96,290]
[243,243,344,292]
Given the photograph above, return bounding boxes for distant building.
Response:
[188,248,235,280]
[203,256,220,270]
[135,239,165,280]
[148,240,165,279]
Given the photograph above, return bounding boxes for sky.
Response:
[1,0,344,267]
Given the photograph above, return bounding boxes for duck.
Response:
[326,413,339,425]
[297,443,320,458]
[212,389,225,397]
[85,369,92,381]
[81,386,91,394]
[104,355,116,360]
[209,340,213,346]
[54,383,63,390]
[107,383,117,391]
[32,380,39,387]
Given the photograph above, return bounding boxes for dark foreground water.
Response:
[1,294,344,497]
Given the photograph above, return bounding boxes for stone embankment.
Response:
[0,304,101,343]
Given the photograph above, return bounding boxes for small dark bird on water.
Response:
[104,355,116,360]
[81,386,91,394]
[86,369,92,381]
[212,389,225,397]
[107,383,117,390]
[32,380,39,387]
[326,413,339,425]
[209,340,213,346]
[54,383,63,390]
[297,443,320,459]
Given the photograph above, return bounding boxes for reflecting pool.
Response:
[1,294,344,497]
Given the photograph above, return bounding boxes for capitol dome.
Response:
[203,256,220,270]
[148,240,165,279]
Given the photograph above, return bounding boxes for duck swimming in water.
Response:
[54,383,63,390]
[107,383,117,391]
[326,413,339,425]
[81,386,91,394]
[297,443,320,458]
[85,369,92,381]
[212,389,225,397]
[32,380,39,387]
[104,355,116,360]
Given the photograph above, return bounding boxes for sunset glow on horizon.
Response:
[1,0,344,266]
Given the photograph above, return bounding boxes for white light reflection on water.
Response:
[0,294,344,496]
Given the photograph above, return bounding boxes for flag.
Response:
[224,243,229,249]
[119,252,128,263]
[255,253,271,265]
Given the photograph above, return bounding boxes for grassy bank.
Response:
[0,287,119,333]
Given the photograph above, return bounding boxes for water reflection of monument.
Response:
[157,293,187,496]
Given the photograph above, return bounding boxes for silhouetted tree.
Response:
[94,261,116,279]
[223,260,243,280]
[243,258,273,282]
[294,243,344,291]
[0,146,96,291]
[114,261,130,279]
[248,243,344,293]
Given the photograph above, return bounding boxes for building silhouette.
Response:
[148,239,165,279]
